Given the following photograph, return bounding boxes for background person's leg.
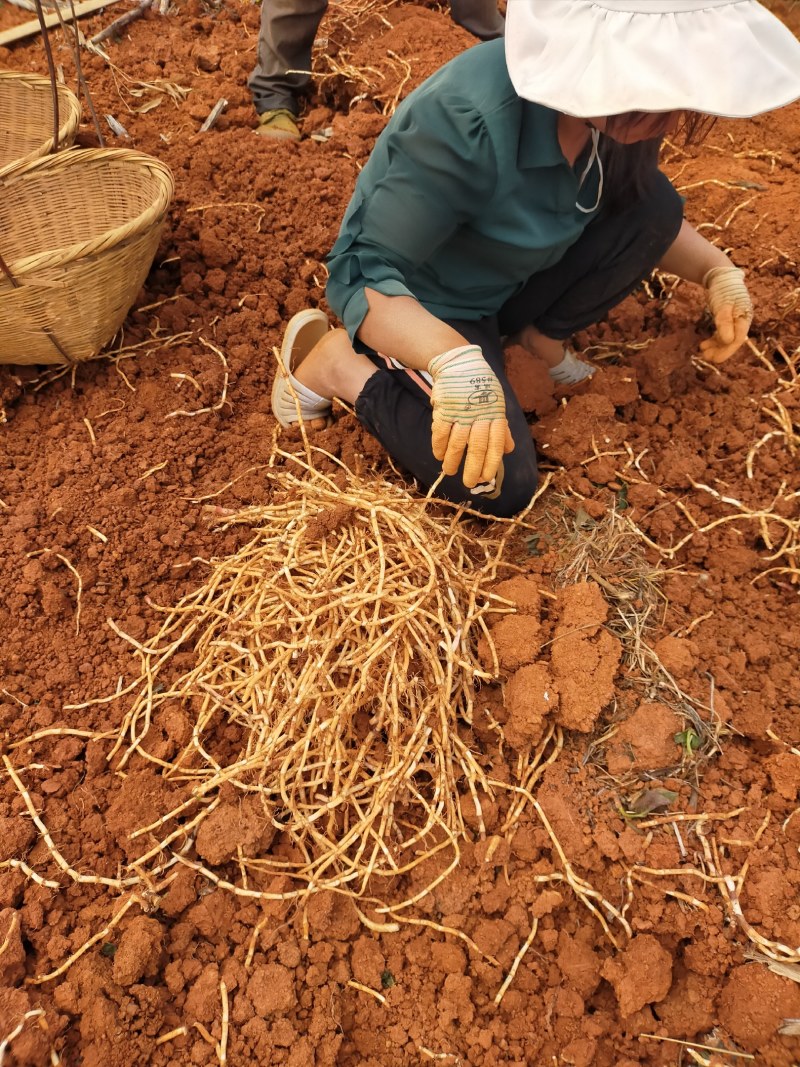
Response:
[354,318,538,518]
[499,171,684,340]
[448,0,504,40]
[248,0,328,116]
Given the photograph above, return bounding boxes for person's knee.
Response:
[474,450,539,519]
[318,326,350,353]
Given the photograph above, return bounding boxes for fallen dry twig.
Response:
[90,0,152,44]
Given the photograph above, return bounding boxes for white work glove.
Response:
[428,344,514,489]
[700,266,753,364]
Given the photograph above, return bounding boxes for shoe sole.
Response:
[255,127,301,142]
[270,308,330,427]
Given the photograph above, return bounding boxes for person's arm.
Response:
[326,87,497,344]
[326,90,513,485]
[358,291,467,369]
[657,218,731,281]
[658,219,753,363]
[358,290,514,488]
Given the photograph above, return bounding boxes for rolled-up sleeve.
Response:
[326,89,498,340]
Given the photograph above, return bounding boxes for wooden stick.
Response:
[199,98,228,133]
[0,0,125,46]
[89,0,151,44]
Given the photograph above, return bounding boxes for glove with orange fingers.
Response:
[428,344,514,489]
[700,265,753,364]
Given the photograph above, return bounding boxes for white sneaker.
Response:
[548,348,596,386]
[270,309,332,427]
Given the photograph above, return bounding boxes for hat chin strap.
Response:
[576,127,603,214]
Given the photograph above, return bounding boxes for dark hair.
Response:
[599,111,716,213]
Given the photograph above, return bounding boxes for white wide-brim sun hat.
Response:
[505,0,800,119]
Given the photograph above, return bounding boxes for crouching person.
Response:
[270,0,800,517]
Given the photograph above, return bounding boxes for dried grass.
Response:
[625,462,799,588]
[544,501,800,962]
[88,447,546,909]
[615,334,799,587]
[619,813,800,970]
[312,0,415,116]
[2,444,643,995]
[550,503,725,779]
[639,1033,754,1062]
[636,147,800,587]
[0,1008,61,1067]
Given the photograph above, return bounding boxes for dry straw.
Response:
[584,367,800,585]
[0,1008,61,1066]
[550,502,725,789]
[93,446,542,908]
[7,448,638,992]
[312,0,414,116]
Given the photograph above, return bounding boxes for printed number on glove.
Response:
[428,344,514,489]
[700,265,753,364]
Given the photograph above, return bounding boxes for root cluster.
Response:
[101,449,523,906]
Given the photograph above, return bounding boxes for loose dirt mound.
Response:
[1,1,800,1064]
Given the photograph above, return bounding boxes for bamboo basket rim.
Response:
[0,146,175,278]
[0,70,82,167]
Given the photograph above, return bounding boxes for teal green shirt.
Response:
[326,39,601,340]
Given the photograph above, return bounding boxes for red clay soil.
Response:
[1,1,800,1064]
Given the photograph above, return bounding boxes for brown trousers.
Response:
[248,0,504,115]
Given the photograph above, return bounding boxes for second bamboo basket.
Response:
[0,70,82,172]
[0,147,174,365]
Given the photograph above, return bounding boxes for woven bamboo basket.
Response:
[0,71,82,172]
[0,148,174,365]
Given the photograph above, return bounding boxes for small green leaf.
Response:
[380,970,395,989]
[100,942,117,958]
[615,482,629,511]
[674,729,701,754]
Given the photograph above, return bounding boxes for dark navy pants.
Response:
[249,0,505,115]
[354,171,684,518]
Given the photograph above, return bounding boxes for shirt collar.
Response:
[518,102,567,170]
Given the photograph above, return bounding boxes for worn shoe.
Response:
[548,348,596,386]
[255,109,301,142]
[270,309,331,427]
